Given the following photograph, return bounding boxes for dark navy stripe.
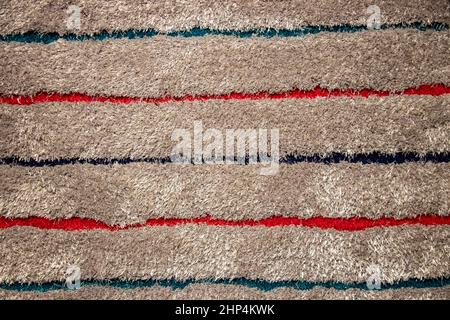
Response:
[0,152,449,167]
[281,152,450,165]
[0,22,447,44]
[0,277,448,292]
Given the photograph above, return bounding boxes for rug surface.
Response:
[0,0,449,299]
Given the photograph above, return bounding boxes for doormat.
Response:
[0,0,449,299]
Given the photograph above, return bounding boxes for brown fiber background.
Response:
[1,163,448,225]
[1,30,449,97]
[1,225,448,283]
[1,286,449,300]
[1,95,449,160]
[1,0,449,34]
[0,0,449,300]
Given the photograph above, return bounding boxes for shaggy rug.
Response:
[0,0,449,299]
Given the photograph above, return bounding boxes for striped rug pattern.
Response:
[0,1,449,299]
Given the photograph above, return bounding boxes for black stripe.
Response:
[0,152,448,167]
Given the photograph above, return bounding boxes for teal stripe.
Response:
[0,22,447,44]
[1,277,448,292]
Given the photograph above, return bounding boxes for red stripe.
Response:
[0,215,448,231]
[0,84,448,105]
